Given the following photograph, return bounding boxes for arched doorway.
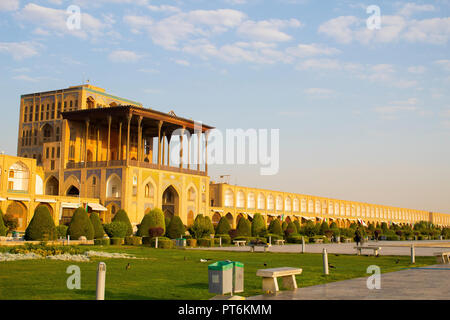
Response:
[66,185,80,197]
[236,213,244,226]
[37,203,54,219]
[6,201,27,232]
[187,210,194,227]
[226,213,233,227]
[45,176,59,195]
[86,96,95,109]
[212,212,221,226]
[162,186,179,219]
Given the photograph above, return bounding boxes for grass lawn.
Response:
[0,246,435,300]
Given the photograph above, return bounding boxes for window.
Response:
[64,101,67,111]
[46,148,49,159]
[50,160,55,170]
[51,147,55,158]
[40,104,44,120]
[57,147,60,158]
[92,176,97,185]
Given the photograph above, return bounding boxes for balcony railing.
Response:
[66,160,206,176]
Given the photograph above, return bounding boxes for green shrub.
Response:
[89,212,105,239]
[281,221,288,232]
[191,215,214,239]
[166,216,185,239]
[112,209,133,236]
[165,216,171,233]
[265,233,282,244]
[0,210,7,237]
[124,236,142,245]
[94,238,110,246]
[215,217,231,235]
[287,234,304,243]
[104,221,128,238]
[285,222,297,237]
[236,218,251,237]
[137,208,165,237]
[67,208,94,240]
[215,234,231,245]
[268,219,283,236]
[251,213,267,237]
[110,237,124,245]
[293,220,301,234]
[198,238,214,247]
[158,239,174,249]
[142,236,152,245]
[56,225,68,239]
[25,206,56,241]
[187,239,197,247]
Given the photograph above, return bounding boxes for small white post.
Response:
[67,235,70,245]
[301,236,305,254]
[155,237,158,249]
[96,262,106,300]
[411,244,415,264]
[269,236,272,245]
[323,248,329,275]
[219,237,222,247]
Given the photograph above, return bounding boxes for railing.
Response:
[66,160,207,176]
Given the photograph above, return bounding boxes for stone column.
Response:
[197,133,201,171]
[96,127,99,162]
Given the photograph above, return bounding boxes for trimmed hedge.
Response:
[25,205,57,241]
[215,234,231,245]
[142,236,152,245]
[0,210,7,237]
[266,233,282,244]
[90,212,105,239]
[56,225,68,239]
[67,208,94,240]
[215,217,231,235]
[104,221,128,238]
[124,236,142,245]
[198,238,214,247]
[236,218,251,237]
[112,209,133,237]
[166,216,185,239]
[137,208,165,237]
[187,239,197,247]
[158,239,174,249]
[251,213,266,237]
[94,238,110,246]
[110,237,124,245]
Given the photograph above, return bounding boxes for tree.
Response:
[0,209,7,237]
[24,206,56,241]
[191,215,214,239]
[268,219,283,236]
[236,218,251,237]
[67,207,95,240]
[167,216,186,239]
[137,208,166,237]
[104,221,128,238]
[112,209,133,236]
[319,221,329,235]
[90,212,105,239]
[215,217,231,235]
[281,221,288,232]
[251,213,266,237]
[285,221,298,236]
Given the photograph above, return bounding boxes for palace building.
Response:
[6,84,449,232]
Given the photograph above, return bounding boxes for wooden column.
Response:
[197,133,201,171]
[126,113,132,165]
[187,133,191,170]
[137,116,143,162]
[167,134,171,166]
[179,127,185,169]
[157,121,163,166]
[96,126,99,162]
[205,131,209,174]
[162,131,166,166]
[118,122,122,161]
[107,116,112,163]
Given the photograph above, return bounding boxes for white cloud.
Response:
[398,3,435,17]
[318,16,360,44]
[296,58,360,71]
[108,50,142,63]
[147,5,181,13]
[374,98,421,119]
[435,59,450,71]
[304,88,335,96]
[16,3,109,39]
[237,19,301,42]
[286,43,340,58]
[0,41,41,60]
[174,59,190,66]
[13,75,39,82]
[0,0,19,11]
[408,65,427,74]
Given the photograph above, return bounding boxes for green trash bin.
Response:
[232,261,244,293]
[175,238,186,247]
[208,261,233,295]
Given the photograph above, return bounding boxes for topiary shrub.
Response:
[158,239,174,249]
[281,221,288,232]
[89,212,105,239]
[137,208,165,237]
[149,227,164,238]
[56,225,68,239]
[164,216,171,235]
[215,234,231,245]
[0,210,7,237]
[3,214,18,234]
[67,208,94,240]
[104,221,128,238]
[25,205,57,241]
[124,236,142,245]
[191,215,214,239]
[236,218,251,237]
[268,219,283,236]
[187,239,197,247]
[251,213,266,237]
[215,217,231,235]
[285,222,297,237]
[94,238,110,246]
[166,216,186,239]
[294,220,301,234]
[110,237,124,245]
[198,238,214,247]
[112,209,133,236]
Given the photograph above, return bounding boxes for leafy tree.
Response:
[137,208,165,237]
[294,220,301,233]
[67,207,94,240]
[319,221,329,235]
[24,205,56,241]
[285,221,297,237]
[281,221,288,232]
[251,213,266,237]
[236,218,251,237]
[381,222,388,232]
[268,219,283,236]
[215,217,231,235]
[0,209,7,236]
[56,225,68,239]
[167,216,186,239]
[104,221,128,238]
[191,215,214,239]
[89,212,105,239]
[112,209,133,236]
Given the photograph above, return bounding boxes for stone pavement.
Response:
[248,264,450,300]
[189,240,450,256]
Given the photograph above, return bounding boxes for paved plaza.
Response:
[248,263,450,300]
[190,240,450,256]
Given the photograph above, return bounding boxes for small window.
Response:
[92,176,97,185]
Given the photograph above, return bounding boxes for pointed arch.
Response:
[106,174,121,198]
[6,201,28,232]
[224,189,234,207]
[212,212,221,225]
[8,161,30,192]
[143,176,157,201]
[257,193,265,210]
[162,185,179,219]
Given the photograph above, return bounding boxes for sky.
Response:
[0,0,449,213]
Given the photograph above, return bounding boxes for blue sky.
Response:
[0,0,449,212]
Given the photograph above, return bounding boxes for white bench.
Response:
[434,252,450,264]
[354,246,381,256]
[233,240,246,246]
[275,239,285,245]
[256,267,302,293]
[249,243,270,252]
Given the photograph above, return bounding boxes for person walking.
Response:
[354,227,362,247]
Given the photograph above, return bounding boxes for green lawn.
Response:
[0,246,435,300]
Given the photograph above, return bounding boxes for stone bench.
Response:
[249,243,270,252]
[256,267,302,293]
[275,239,285,245]
[233,240,246,246]
[434,252,450,264]
[354,246,381,256]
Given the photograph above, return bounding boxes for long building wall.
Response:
[209,183,450,228]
